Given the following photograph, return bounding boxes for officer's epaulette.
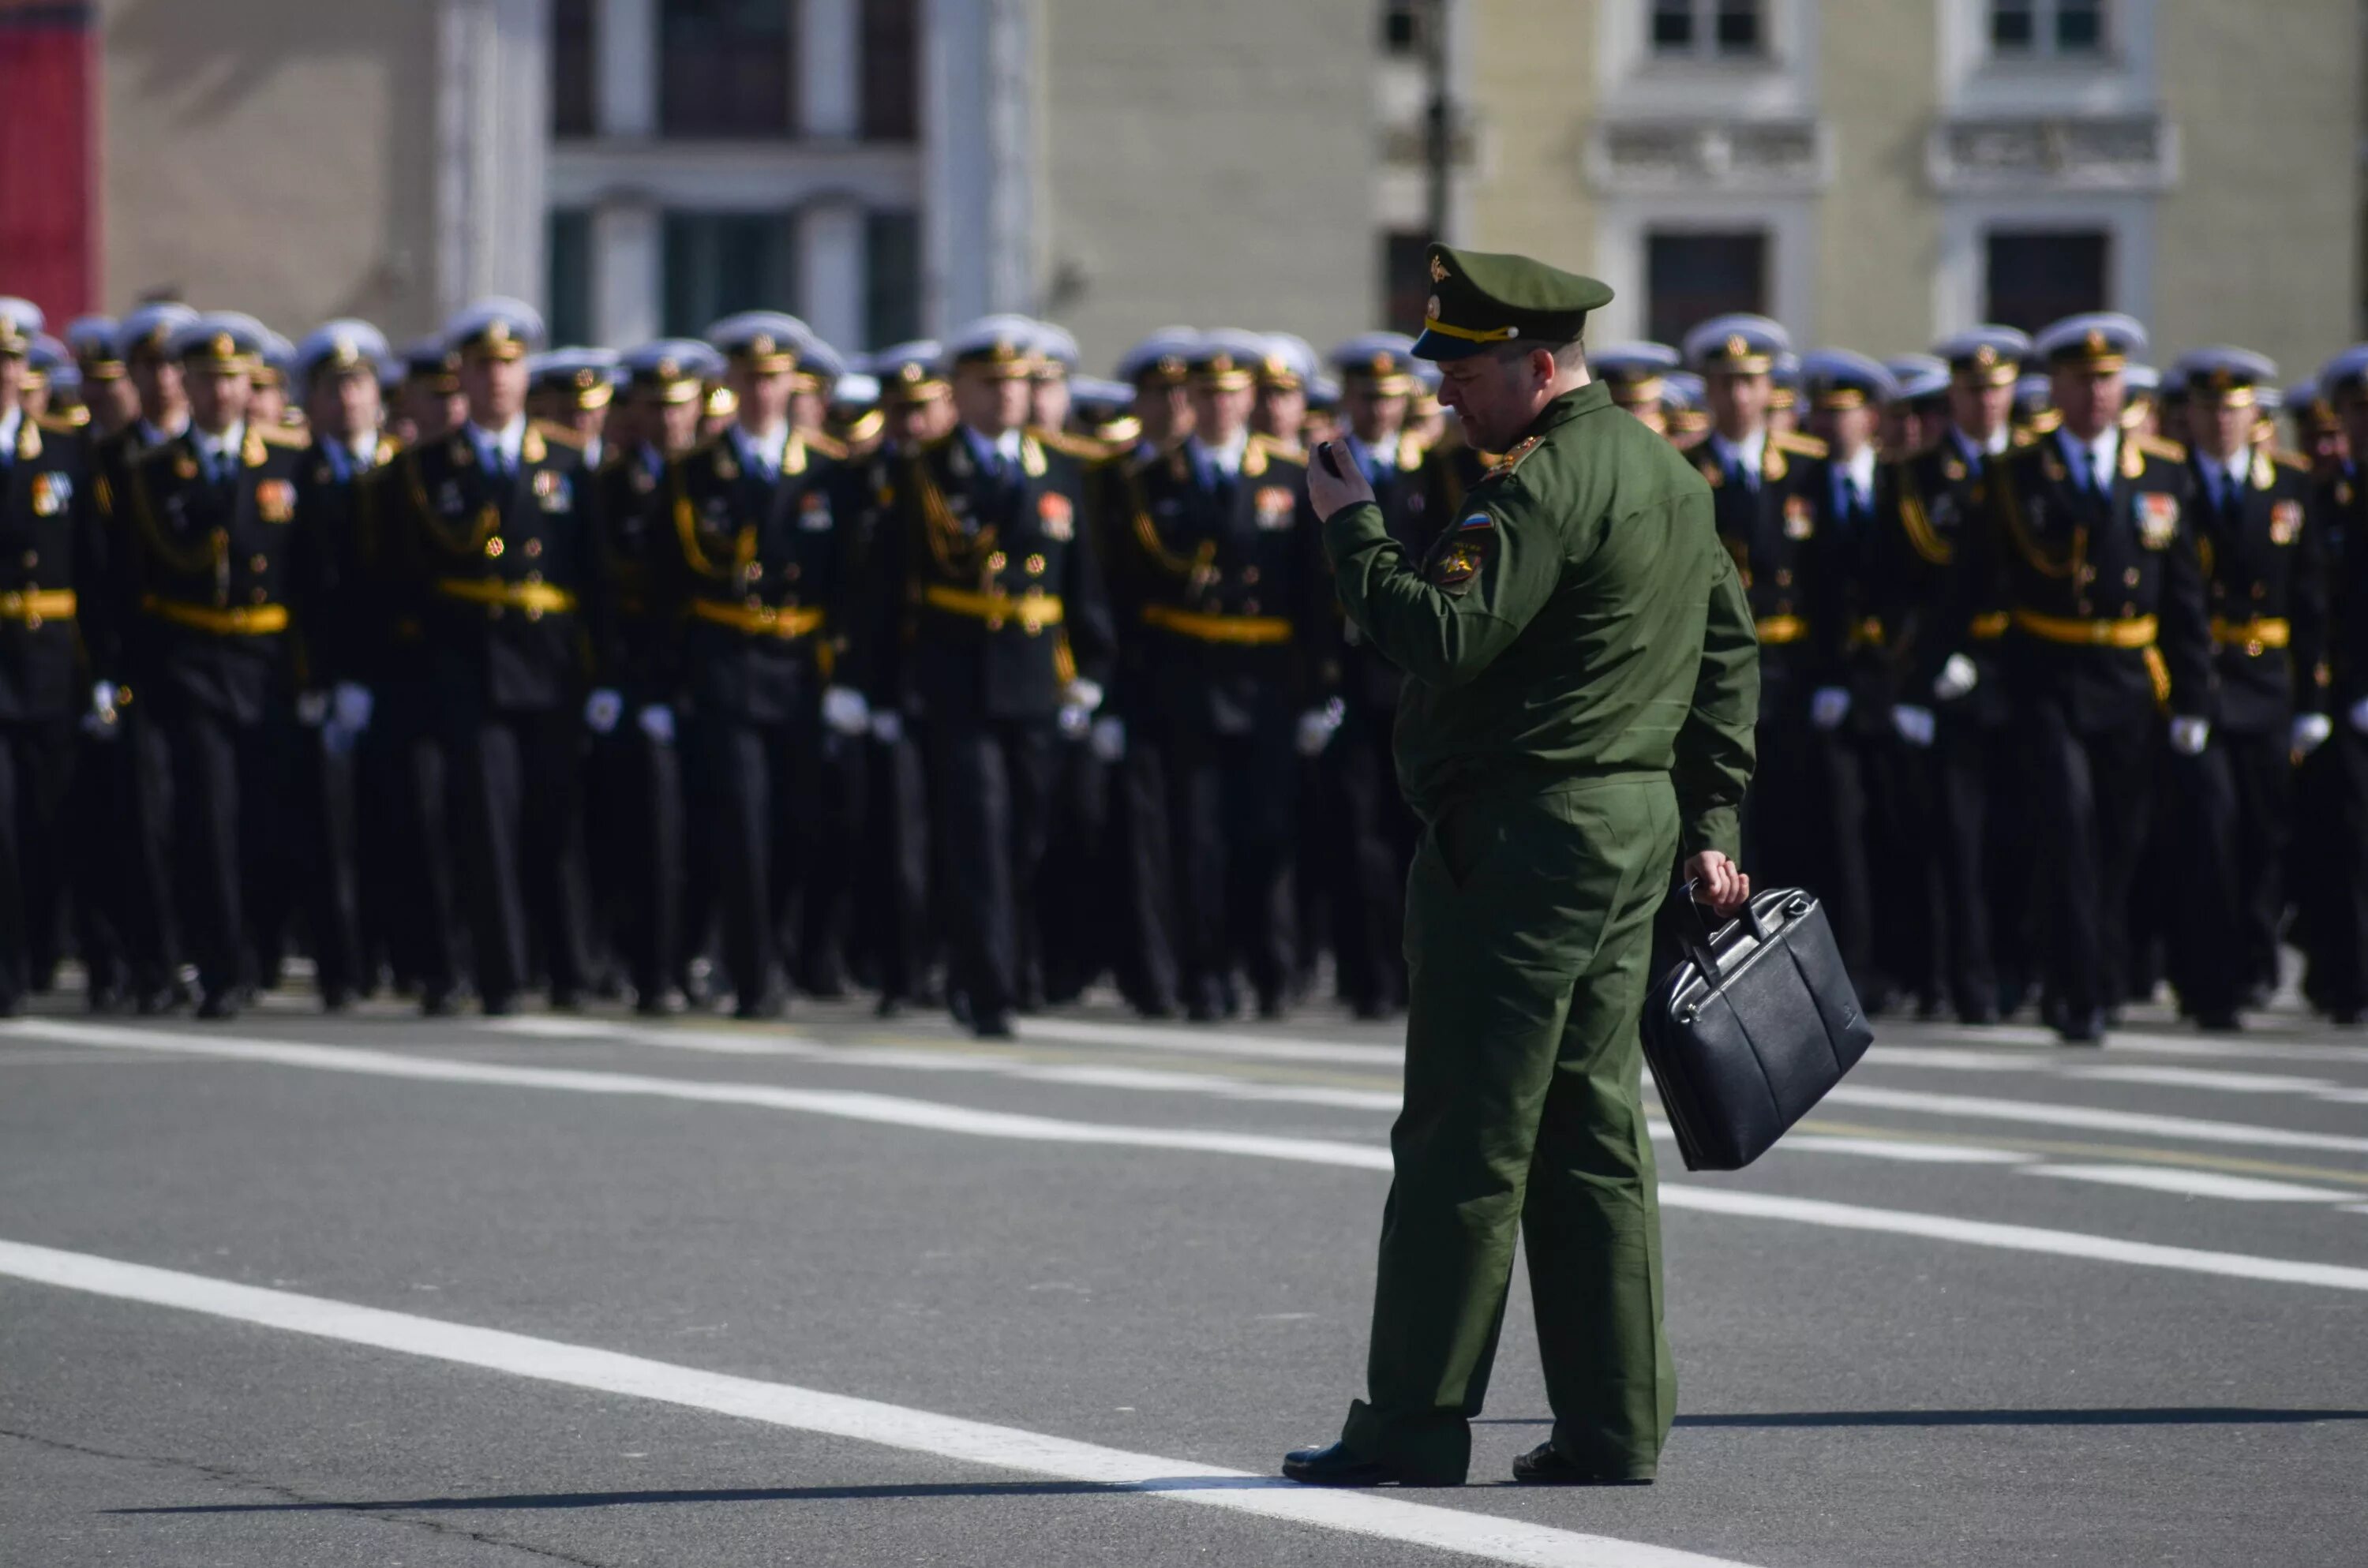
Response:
[33,412,81,437]
[1483,433,1544,481]
[2269,447,2313,474]
[2009,427,2040,448]
[254,422,309,449]
[530,417,587,450]
[2132,432,2186,463]
[1093,415,1144,449]
[1247,431,1306,466]
[837,409,885,447]
[373,434,402,466]
[1030,425,1124,463]
[1771,429,1829,458]
[801,426,852,462]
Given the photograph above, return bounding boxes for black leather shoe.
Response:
[1280,1441,1414,1488]
[972,1010,1017,1040]
[635,989,684,1017]
[320,986,354,1015]
[419,986,458,1019]
[1958,999,2002,1026]
[2194,1008,2244,1033]
[873,994,906,1020]
[2057,1007,2107,1045]
[195,990,240,1021]
[734,991,785,1021]
[1511,1443,1654,1487]
[480,992,516,1017]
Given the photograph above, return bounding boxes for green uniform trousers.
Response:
[1342,773,1679,1484]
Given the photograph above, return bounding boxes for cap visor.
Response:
[1410,328,1488,363]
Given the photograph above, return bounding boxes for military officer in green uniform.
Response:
[1287,245,1758,1488]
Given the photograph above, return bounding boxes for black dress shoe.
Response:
[2056,1007,2107,1045]
[320,986,354,1015]
[734,992,785,1021]
[972,1010,1017,1040]
[635,989,684,1017]
[548,986,583,1013]
[480,992,516,1017]
[86,982,125,1016]
[195,991,240,1021]
[2193,1008,2244,1034]
[419,986,458,1019]
[1511,1442,1654,1487]
[1957,999,2002,1027]
[874,995,906,1020]
[1280,1441,1414,1488]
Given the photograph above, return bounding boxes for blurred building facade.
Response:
[4,0,2359,372]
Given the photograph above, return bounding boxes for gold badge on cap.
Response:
[1429,255,1448,284]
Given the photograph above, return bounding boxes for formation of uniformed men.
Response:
[2,286,2366,1044]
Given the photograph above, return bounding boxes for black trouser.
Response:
[1036,734,1112,1005]
[2172,727,2291,1014]
[2022,698,2154,1020]
[448,707,593,1005]
[373,683,466,998]
[0,717,77,1009]
[159,698,287,1000]
[1864,728,1943,1011]
[294,723,366,1000]
[2295,731,2366,1014]
[1136,714,1298,1012]
[795,727,863,995]
[1114,728,1182,1016]
[856,726,934,1005]
[1324,703,1413,1014]
[123,702,185,997]
[69,724,132,1004]
[1747,703,1875,997]
[927,717,1056,1023]
[691,709,823,1008]
[1930,711,2024,1017]
[589,722,684,1004]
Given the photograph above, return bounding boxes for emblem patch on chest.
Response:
[2271,498,2303,545]
[1039,491,1074,541]
[534,470,571,512]
[255,479,295,523]
[1253,485,1295,530]
[800,489,834,530]
[1783,495,1815,539]
[2137,491,2179,550]
[30,472,69,517]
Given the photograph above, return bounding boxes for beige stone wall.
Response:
[1812,0,1939,356]
[2153,0,2359,379]
[1040,0,1376,376]
[100,0,441,339]
[1462,0,1594,273]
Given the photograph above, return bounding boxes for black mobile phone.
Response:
[1317,441,1344,479]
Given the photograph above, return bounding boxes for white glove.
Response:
[1090,716,1126,762]
[583,688,624,735]
[1933,653,1979,703]
[1062,678,1104,716]
[2292,712,2333,758]
[1295,700,1344,758]
[1891,705,1936,748]
[82,681,121,739]
[637,704,676,745]
[869,709,905,745]
[2349,697,2368,735]
[822,685,871,737]
[1058,703,1091,739]
[2168,716,2211,757]
[1810,687,1852,731]
[332,681,373,735]
[294,690,331,728]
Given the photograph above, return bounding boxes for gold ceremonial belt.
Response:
[922,584,1064,635]
[1141,604,1294,646]
[0,589,76,626]
[2210,616,2290,651]
[1753,614,1808,646]
[2013,609,2158,649]
[142,596,287,635]
[435,578,579,616]
[691,599,825,639]
[1969,612,2010,641]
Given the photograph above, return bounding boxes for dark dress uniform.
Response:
[1111,431,1332,1020]
[382,419,600,1011]
[120,421,312,1013]
[660,425,849,1016]
[2175,442,2327,1019]
[1325,428,1434,1018]
[852,424,1115,1035]
[1964,425,2211,1038]
[290,429,398,1006]
[590,440,690,1010]
[0,412,102,1012]
[1875,431,2026,1020]
[2310,457,2368,1020]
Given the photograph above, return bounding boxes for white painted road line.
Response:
[2065,1065,2343,1097]
[14,1020,2368,1293]
[1821,1084,2368,1156]
[1778,1136,2031,1165]
[1015,1016,1406,1067]
[2023,1166,2362,1203]
[0,1240,1755,1568]
[1918,1024,2368,1066]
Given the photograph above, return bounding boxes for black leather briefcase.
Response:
[1643,887,1873,1172]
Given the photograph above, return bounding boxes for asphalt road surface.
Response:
[5,978,2366,1567]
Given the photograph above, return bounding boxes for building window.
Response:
[1989,0,2107,58]
[866,210,921,349]
[1984,229,2108,331]
[1383,230,1434,337]
[1381,0,1434,56]
[552,0,598,137]
[660,0,795,138]
[1646,230,1766,346]
[663,211,800,337]
[1650,0,1765,60]
[548,208,594,346]
[860,0,920,141]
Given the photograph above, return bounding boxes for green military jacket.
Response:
[1321,380,1758,859]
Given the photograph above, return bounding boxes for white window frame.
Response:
[1931,195,2153,340]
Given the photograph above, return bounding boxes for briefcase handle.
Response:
[1675,880,1787,989]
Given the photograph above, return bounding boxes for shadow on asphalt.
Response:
[1475,1408,2368,1428]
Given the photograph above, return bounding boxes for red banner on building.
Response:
[0,1,98,320]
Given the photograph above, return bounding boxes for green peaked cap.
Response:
[1411,244,1614,362]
